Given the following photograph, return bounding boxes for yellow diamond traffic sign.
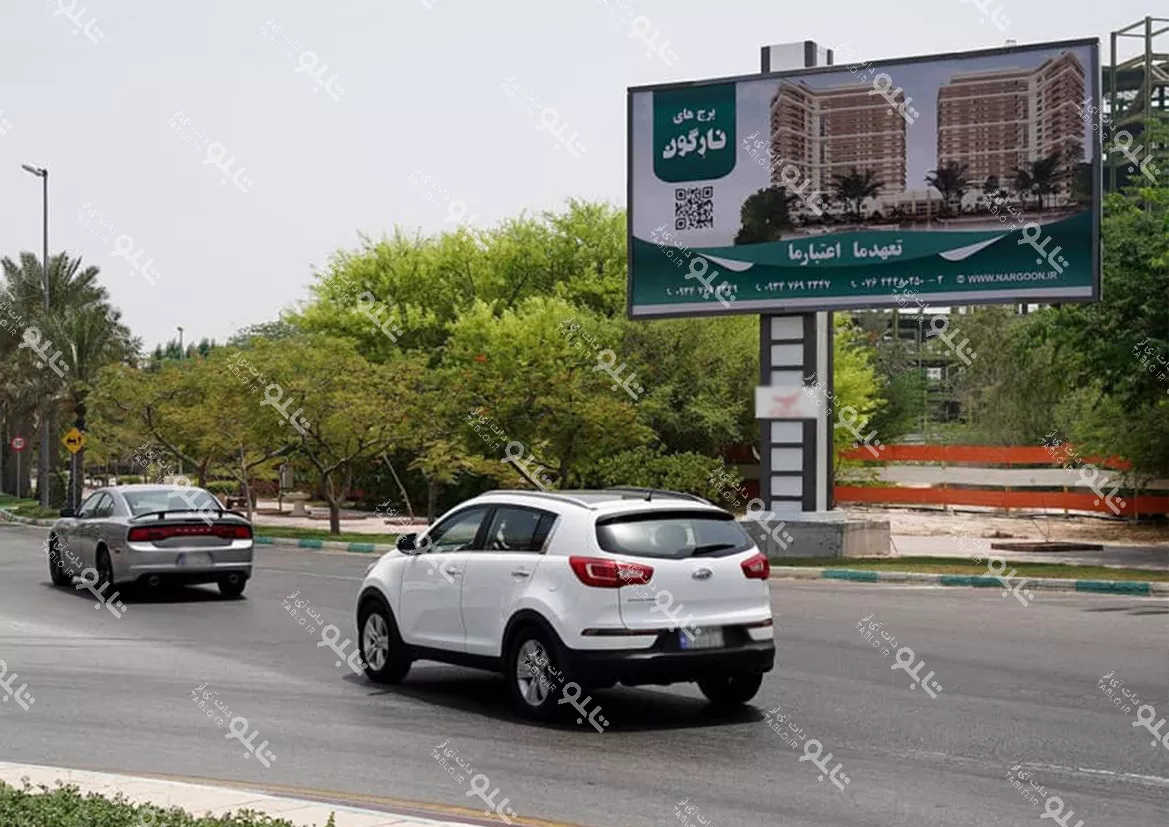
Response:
[62,427,87,454]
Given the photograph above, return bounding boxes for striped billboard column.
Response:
[756,41,835,517]
[757,313,833,515]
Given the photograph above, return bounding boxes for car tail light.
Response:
[741,552,770,580]
[568,556,653,588]
[128,523,252,542]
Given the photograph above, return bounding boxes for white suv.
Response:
[355,488,775,718]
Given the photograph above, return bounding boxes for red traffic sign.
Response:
[10,436,26,452]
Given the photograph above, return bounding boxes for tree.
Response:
[444,297,654,490]
[1013,152,1063,211]
[831,316,884,465]
[830,168,883,223]
[925,162,970,218]
[1,252,120,505]
[45,303,138,507]
[244,335,419,533]
[734,186,796,243]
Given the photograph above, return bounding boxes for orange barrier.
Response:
[834,445,1162,516]
[834,485,1166,517]
[840,444,1130,469]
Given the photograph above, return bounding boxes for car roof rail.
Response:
[603,486,710,504]
[477,490,597,509]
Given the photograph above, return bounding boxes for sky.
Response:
[0,0,1156,349]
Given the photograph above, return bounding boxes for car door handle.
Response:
[447,569,463,578]
[511,570,531,578]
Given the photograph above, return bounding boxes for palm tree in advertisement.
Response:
[924,161,970,218]
[1013,152,1063,212]
[830,168,883,224]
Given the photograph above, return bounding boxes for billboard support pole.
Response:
[758,40,834,517]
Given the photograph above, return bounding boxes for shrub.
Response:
[117,475,143,485]
[0,780,336,825]
[206,481,238,496]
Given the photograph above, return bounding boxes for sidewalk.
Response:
[248,499,429,535]
[889,534,1169,571]
[0,762,480,827]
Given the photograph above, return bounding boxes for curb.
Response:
[0,761,478,827]
[0,508,54,527]
[770,566,1169,596]
[0,510,395,554]
[254,535,393,554]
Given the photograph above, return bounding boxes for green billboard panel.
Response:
[627,39,1101,318]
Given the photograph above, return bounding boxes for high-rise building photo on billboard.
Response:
[627,39,1100,318]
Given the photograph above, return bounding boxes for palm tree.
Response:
[924,162,970,218]
[47,304,139,508]
[1028,152,1063,211]
[830,168,884,223]
[0,253,132,505]
[1012,152,1063,212]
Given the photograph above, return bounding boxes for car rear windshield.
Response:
[123,489,221,517]
[594,510,752,560]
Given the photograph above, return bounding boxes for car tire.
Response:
[48,536,71,587]
[95,547,116,591]
[506,625,566,721]
[358,598,412,684]
[218,574,247,598]
[698,673,764,707]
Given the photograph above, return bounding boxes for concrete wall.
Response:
[740,514,891,559]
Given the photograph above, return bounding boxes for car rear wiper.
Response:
[691,543,737,556]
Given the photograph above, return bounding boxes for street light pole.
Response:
[22,164,51,509]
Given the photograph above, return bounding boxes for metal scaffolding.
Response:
[1106,16,1169,191]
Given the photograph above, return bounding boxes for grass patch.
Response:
[0,780,336,825]
[0,495,61,520]
[773,555,1169,582]
[254,524,400,545]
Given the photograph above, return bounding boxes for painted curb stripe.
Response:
[937,575,1001,588]
[1074,580,1151,595]
[296,539,324,549]
[346,543,377,553]
[768,567,1163,597]
[822,569,880,582]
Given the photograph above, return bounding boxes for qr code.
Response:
[675,186,714,230]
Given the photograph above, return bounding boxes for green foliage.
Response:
[832,315,884,463]
[734,187,795,243]
[206,480,238,495]
[0,781,319,826]
[584,446,734,500]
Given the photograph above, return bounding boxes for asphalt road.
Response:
[0,523,1166,827]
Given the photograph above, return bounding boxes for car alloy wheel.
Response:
[358,600,412,684]
[48,537,71,586]
[515,639,552,708]
[95,549,115,591]
[363,612,389,672]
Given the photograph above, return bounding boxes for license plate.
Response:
[175,552,213,568]
[680,627,723,649]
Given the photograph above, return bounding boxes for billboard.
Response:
[627,39,1101,319]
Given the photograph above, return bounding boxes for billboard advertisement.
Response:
[627,39,1100,318]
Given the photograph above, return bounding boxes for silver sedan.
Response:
[46,485,254,597]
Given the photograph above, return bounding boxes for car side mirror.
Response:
[59,508,75,518]
[396,533,418,553]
